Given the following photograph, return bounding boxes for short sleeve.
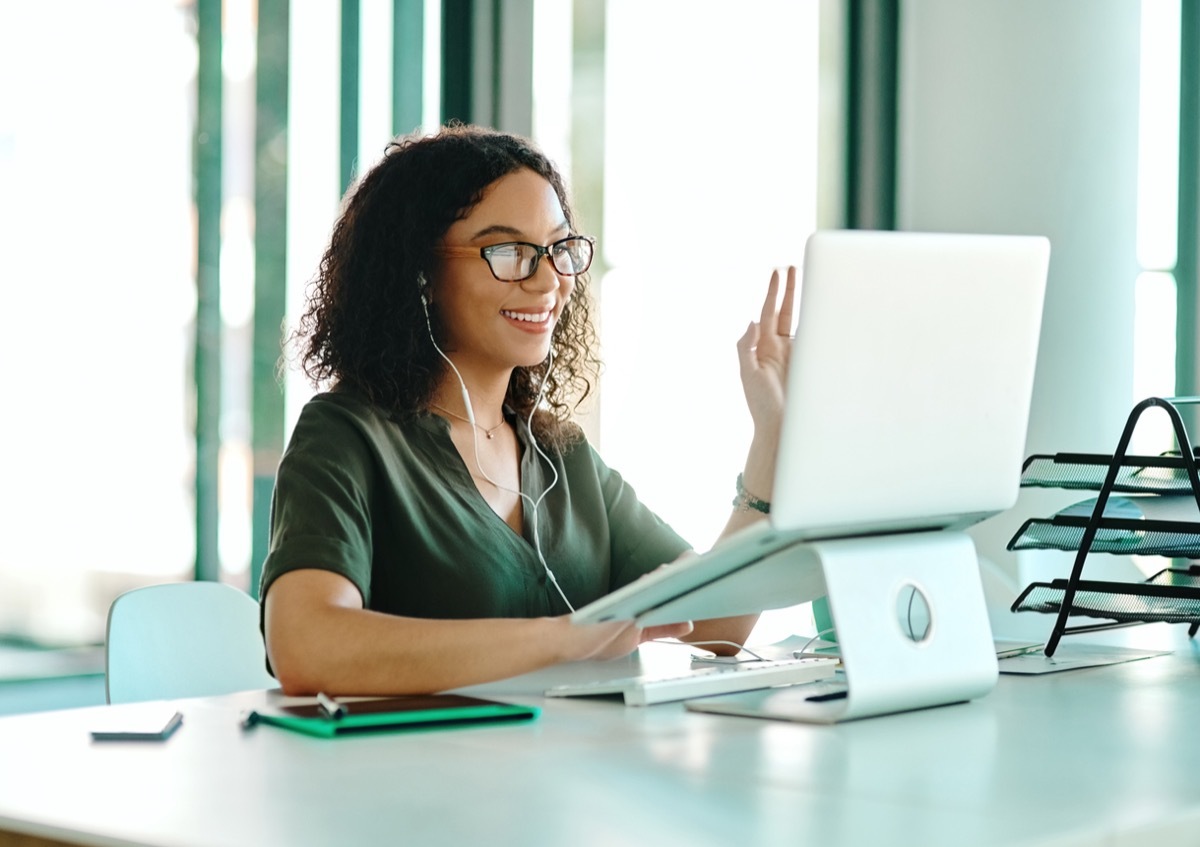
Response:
[259,401,377,606]
[588,445,691,590]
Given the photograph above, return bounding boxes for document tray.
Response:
[1012,575,1200,625]
[1020,451,1200,495]
[1008,515,1200,557]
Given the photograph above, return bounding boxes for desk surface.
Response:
[1,626,1199,847]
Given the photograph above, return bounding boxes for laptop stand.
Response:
[805,530,999,722]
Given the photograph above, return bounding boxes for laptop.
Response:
[571,229,1050,627]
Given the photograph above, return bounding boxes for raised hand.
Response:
[736,266,797,436]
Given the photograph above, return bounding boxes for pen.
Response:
[316,692,347,720]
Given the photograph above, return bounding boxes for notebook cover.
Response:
[250,694,539,738]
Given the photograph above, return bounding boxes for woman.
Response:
[262,124,796,696]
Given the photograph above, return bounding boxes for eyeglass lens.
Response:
[485,237,593,281]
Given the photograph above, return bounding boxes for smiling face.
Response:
[432,168,577,377]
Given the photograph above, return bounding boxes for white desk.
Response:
[1,626,1199,847]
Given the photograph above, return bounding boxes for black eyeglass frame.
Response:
[435,235,596,282]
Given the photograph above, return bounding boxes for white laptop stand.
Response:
[805,530,998,722]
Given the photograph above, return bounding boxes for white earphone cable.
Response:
[422,291,573,611]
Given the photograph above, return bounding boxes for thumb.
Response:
[737,321,759,377]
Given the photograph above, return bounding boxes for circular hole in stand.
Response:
[896,583,932,643]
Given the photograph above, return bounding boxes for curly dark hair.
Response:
[288,124,600,451]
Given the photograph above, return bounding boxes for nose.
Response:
[520,254,564,293]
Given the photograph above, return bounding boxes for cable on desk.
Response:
[649,637,768,662]
[792,628,839,658]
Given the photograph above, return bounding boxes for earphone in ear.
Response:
[417,272,430,308]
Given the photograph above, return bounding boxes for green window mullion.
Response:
[250,0,291,598]
[441,0,474,124]
[1177,2,1200,412]
[393,0,424,135]
[194,0,223,582]
[844,0,898,231]
[341,0,362,194]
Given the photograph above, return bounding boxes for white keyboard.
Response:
[543,657,839,706]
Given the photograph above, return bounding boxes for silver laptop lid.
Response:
[770,230,1050,539]
[569,230,1049,627]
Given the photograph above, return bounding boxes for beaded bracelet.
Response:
[732,473,771,514]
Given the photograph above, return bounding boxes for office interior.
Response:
[0,0,1195,716]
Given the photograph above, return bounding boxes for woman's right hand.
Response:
[559,618,695,662]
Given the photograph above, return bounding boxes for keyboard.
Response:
[543,657,839,706]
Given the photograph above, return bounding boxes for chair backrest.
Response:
[105,581,276,704]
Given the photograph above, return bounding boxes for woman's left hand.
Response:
[736,266,797,435]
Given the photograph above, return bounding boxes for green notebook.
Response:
[245,694,539,738]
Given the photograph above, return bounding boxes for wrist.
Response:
[740,434,777,500]
[544,615,603,664]
[732,473,771,514]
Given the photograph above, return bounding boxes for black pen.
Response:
[316,692,347,720]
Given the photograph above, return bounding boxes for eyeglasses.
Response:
[435,235,595,282]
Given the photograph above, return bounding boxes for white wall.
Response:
[897,1,1143,595]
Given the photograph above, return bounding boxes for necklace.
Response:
[430,404,507,439]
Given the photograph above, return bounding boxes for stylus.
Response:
[317,692,347,720]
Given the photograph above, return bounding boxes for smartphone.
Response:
[90,708,184,742]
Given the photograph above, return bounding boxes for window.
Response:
[595,1,824,553]
[0,3,195,643]
[558,1,829,642]
[1132,0,1181,453]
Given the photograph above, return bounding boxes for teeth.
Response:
[501,310,551,323]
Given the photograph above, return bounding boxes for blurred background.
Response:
[0,0,1193,709]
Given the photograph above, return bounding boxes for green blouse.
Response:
[260,390,691,619]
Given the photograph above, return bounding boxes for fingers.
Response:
[739,265,796,387]
[777,265,797,337]
[587,620,641,660]
[570,618,696,662]
[758,268,781,330]
[642,621,694,642]
[756,265,797,340]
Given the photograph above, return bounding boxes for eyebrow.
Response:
[469,221,570,242]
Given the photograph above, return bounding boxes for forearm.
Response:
[696,431,775,652]
[268,604,577,696]
[715,429,778,544]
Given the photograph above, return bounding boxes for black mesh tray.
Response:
[1012,573,1200,624]
[1007,515,1200,557]
[1020,451,1200,495]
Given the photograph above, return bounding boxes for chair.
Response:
[104,581,276,704]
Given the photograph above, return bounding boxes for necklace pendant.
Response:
[486,431,494,439]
